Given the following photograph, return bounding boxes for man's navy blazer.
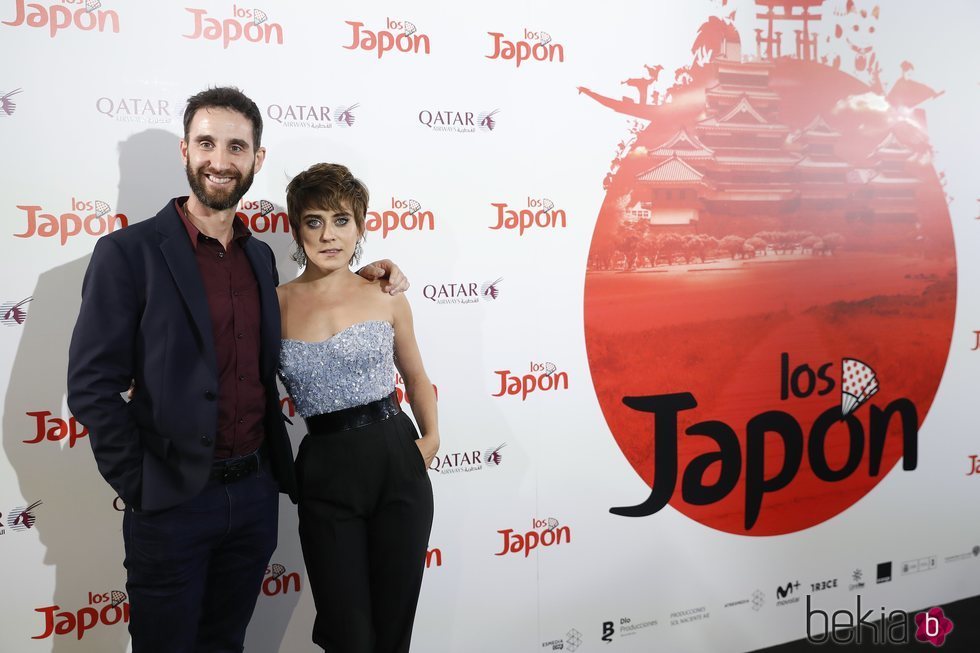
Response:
[67,198,297,511]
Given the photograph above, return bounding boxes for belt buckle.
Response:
[217,452,256,483]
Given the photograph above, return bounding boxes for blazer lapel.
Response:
[242,236,281,380]
[157,205,218,375]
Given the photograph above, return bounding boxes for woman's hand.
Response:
[415,433,440,469]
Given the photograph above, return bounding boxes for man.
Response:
[67,87,407,653]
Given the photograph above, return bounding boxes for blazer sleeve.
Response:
[67,236,144,508]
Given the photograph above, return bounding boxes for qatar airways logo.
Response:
[365,198,434,239]
[487,29,564,67]
[430,443,507,474]
[496,517,571,558]
[418,109,500,134]
[95,96,184,124]
[2,499,42,535]
[237,198,288,233]
[184,5,282,49]
[34,590,129,641]
[490,197,566,235]
[1,88,23,116]
[422,277,502,305]
[493,362,568,401]
[266,102,359,130]
[344,18,430,59]
[13,198,128,246]
[1,296,32,326]
[3,0,119,39]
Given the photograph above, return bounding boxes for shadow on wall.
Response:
[2,128,301,652]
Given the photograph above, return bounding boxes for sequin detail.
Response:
[279,321,395,417]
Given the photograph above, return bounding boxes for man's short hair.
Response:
[183,86,263,149]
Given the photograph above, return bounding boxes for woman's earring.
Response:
[291,243,307,266]
[353,240,363,265]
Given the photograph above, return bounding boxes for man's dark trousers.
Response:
[123,460,279,652]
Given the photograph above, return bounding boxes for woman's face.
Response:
[298,203,361,270]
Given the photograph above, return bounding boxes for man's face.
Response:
[180,106,266,211]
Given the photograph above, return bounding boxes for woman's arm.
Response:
[392,293,439,466]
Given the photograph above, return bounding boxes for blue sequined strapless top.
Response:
[279,320,395,417]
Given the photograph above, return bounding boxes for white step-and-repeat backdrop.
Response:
[2,1,979,651]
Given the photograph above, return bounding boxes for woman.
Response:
[277,163,438,653]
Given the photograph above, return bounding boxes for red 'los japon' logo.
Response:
[490,197,566,236]
[13,198,127,246]
[487,29,564,67]
[184,5,282,49]
[3,0,119,38]
[236,198,288,233]
[496,518,571,557]
[24,410,88,448]
[365,198,435,239]
[345,18,430,59]
[34,591,130,640]
[493,362,568,401]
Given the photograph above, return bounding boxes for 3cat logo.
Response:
[13,198,128,246]
[366,198,435,238]
[487,29,564,67]
[1,296,32,326]
[344,18,430,59]
[33,590,130,640]
[261,563,300,597]
[4,0,120,39]
[236,198,288,233]
[1,88,23,116]
[184,5,282,49]
[582,6,952,536]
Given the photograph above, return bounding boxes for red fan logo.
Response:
[841,358,879,417]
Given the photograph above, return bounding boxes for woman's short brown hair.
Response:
[285,163,369,257]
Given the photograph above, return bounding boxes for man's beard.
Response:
[185,161,255,211]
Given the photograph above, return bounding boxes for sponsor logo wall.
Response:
[1,2,978,652]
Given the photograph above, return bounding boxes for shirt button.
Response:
[218,252,225,259]
[238,418,245,424]
[233,290,240,297]
[201,435,213,446]
[238,375,246,381]
[237,333,244,339]
[204,390,216,400]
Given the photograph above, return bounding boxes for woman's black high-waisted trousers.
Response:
[297,397,434,653]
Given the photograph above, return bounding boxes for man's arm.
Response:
[67,237,144,508]
[357,259,409,295]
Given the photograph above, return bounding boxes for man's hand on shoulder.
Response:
[357,259,409,295]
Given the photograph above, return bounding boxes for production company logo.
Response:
[496,517,570,558]
[943,545,980,564]
[901,555,937,575]
[493,362,568,401]
[418,109,499,133]
[877,562,892,584]
[34,590,130,640]
[184,5,282,49]
[2,296,32,326]
[13,198,128,246]
[422,277,502,305]
[807,596,954,647]
[429,443,506,475]
[345,18,430,59]
[1,88,23,116]
[366,198,434,239]
[669,605,710,627]
[490,197,566,236]
[723,589,765,611]
[96,96,184,124]
[583,6,954,537]
[848,569,865,592]
[237,198,288,234]
[260,563,300,597]
[487,29,564,67]
[266,101,359,130]
[601,615,658,642]
[1,499,42,535]
[542,628,581,652]
[4,0,120,39]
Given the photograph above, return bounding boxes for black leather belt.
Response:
[210,450,260,483]
[306,393,401,435]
